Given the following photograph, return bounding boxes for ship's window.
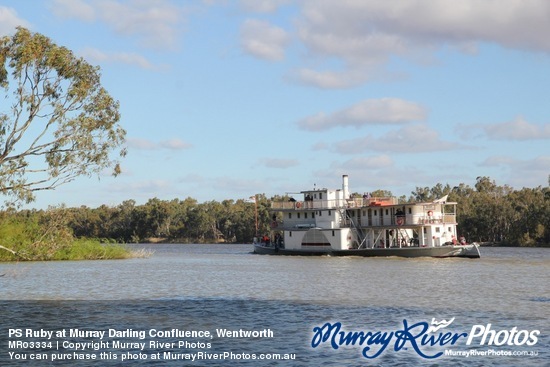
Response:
[435,227,440,233]
[318,211,322,216]
[312,212,315,218]
[297,213,301,219]
[408,208,412,214]
[362,210,366,216]
[374,210,377,215]
[289,231,292,237]
[328,210,331,216]
[320,193,323,199]
[385,209,389,215]
[288,213,292,219]
[424,227,427,234]
[332,230,335,236]
[305,213,308,218]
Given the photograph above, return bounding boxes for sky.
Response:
[1,0,549,209]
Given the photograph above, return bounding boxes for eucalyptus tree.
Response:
[0,27,126,206]
[227,198,255,243]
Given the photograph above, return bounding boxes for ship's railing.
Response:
[276,215,457,230]
[362,197,399,206]
[271,197,399,210]
[271,222,316,231]
[417,214,456,224]
[387,214,456,225]
[270,201,338,210]
[270,214,457,232]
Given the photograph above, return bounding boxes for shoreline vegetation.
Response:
[0,240,152,262]
[0,239,152,262]
[0,176,549,261]
[0,212,152,262]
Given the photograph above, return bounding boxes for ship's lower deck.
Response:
[253,243,480,258]
[275,223,460,251]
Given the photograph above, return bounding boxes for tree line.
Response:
[408,176,549,246]
[3,176,549,246]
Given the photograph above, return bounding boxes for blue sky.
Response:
[1,0,549,209]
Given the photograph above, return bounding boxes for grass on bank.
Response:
[0,213,149,261]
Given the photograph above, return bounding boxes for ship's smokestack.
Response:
[342,175,349,199]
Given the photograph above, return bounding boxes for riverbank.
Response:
[0,210,153,262]
[0,239,151,262]
[478,241,550,248]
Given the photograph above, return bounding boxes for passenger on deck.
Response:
[305,194,313,208]
[274,233,283,248]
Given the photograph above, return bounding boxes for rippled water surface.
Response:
[1,245,548,366]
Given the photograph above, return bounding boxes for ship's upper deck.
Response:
[269,175,457,229]
[271,196,401,211]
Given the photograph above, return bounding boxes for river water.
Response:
[0,245,548,366]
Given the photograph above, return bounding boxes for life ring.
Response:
[396,217,404,226]
[427,210,433,216]
[296,202,302,209]
[271,221,278,228]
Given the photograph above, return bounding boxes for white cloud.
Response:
[128,138,192,150]
[51,0,183,50]
[315,163,431,194]
[333,124,463,154]
[290,67,374,89]
[80,47,158,69]
[98,0,182,50]
[239,0,291,13]
[481,155,550,188]
[50,0,95,22]
[0,6,30,35]
[259,158,299,168]
[292,0,550,88]
[160,139,193,150]
[340,155,394,170]
[240,19,289,61]
[482,117,550,141]
[297,98,427,131]
[127,138,158,150]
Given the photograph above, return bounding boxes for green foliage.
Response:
[0,208,132,261]
[62,196,260,244]
[0,27,126,206]
[0,210,72,260]
[0,213,41,260]
[409,177,550,246]
[51,239,132,260]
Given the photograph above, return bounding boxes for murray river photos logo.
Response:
[311,318,540,359]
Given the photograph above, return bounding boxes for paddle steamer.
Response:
[254,175,480,258]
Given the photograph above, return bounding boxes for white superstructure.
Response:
[270,175,459,252]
